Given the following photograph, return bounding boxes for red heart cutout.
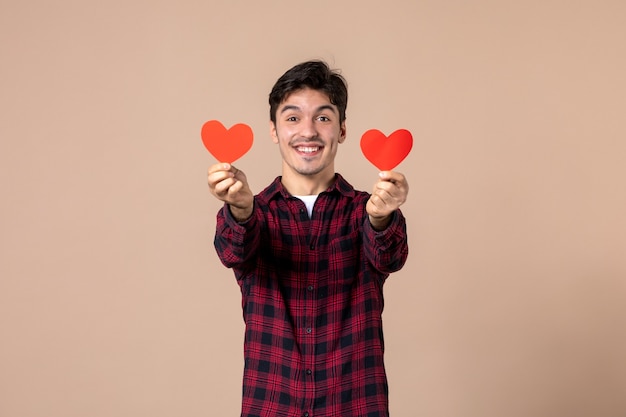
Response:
[201,120,253,163]
[360,129,413,171]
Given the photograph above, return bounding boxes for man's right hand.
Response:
[208,163,254,222]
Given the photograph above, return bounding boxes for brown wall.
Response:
[1,1,625,416]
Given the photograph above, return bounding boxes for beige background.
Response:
[1,1,625,416]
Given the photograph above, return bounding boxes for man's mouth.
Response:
[295,146,322,154]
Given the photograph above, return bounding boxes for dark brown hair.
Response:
[269,60,348,123]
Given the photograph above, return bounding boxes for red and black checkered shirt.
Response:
[214,174,408,417]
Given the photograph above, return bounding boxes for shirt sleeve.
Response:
[213,201,261,271]
[362,209,409,274]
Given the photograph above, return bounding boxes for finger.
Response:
[208,163,235,188]
[372,182,406,211]
[212,177,238,196]
[370,192,392,212]
[374,187,394,205]
[367,198,390,219]
[378,171,399,182]
[377,179,408,203]
[374,179,397,195]
[228,179,243,196]
[208,163,232,175]
[208,170,234,188]
[375,180,404,203]
[378,171,408,188]
[376,172,404,190]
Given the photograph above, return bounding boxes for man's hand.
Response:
[366,171,409,230]
[208,163,254,222]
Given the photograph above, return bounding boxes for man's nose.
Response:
[299,118,317,139]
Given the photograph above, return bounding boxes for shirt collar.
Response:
[260,173,356,201]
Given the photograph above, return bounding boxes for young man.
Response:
[208,61,409,417]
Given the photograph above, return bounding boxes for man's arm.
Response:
[366,171,408,231]
[208,163,254,221]
[364,171,409,273]
[208,163,259,269]
[363,210,408,274]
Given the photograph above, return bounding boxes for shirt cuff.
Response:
[222,202,258,243]
[366,210,398,234]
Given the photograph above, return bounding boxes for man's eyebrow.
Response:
[279,105,301,114]
[279,104,338,114]
[316,104,338,114]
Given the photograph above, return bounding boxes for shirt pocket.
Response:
[329,230,361,286]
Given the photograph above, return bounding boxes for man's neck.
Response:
[281,171,335,196]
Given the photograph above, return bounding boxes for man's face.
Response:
[270,88,346,181]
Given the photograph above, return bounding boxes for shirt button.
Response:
[306,369,312,375]
[303,413,310,417]
[306,327,312,334]
[307,285,314,292]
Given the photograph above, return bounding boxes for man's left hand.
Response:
[366,171,409,230]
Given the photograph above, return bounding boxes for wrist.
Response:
[230,205,253,222]
[368,214,392,231]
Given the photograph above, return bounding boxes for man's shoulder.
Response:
[255,176,283,204]
[332,173,371,201]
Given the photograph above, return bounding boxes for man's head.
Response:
[269,60,348,124]
[268,61,349,193]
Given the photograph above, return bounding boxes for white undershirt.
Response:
[294,195,319,218]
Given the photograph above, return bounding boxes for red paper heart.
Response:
[201,120,253,163]
[360,129,413,171]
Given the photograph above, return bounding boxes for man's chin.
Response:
[296,169,323,177]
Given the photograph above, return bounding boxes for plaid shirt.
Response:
[214,174,408,417]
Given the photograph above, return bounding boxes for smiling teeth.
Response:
[298,147,319,153]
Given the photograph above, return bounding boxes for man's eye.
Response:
[317,116,330,122]
[286,116,298,122]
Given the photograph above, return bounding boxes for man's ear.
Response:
[270,121,278,144]
[339,121,347,144]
